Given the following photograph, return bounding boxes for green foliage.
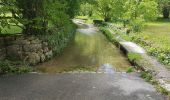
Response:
[129,18,145,32]
[126,67,134,73]
[140,71,152,82]
[138,0,158,21]
[0,0,22,34]
[40,22,76,55]
[157,0,170,18]
[123,0,158,21]
[128,52,141,61]
[0,0,81,35]
[99,27,117,43]
[122,0,158,31]
[64,0,81,18]
[95,0,113,22]
[0,60,33,75]
[79,3,94,17]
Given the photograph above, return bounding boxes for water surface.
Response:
[37,23,131,73]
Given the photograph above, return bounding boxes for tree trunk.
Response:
[163,7,169,18]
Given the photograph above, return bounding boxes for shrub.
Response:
[129,18,145,32]
[0,60,33,75]
[40,22,76,55]
[126,67,134,73]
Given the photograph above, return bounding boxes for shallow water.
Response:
[37,23,131,73]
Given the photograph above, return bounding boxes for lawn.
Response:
[142,20,170,50]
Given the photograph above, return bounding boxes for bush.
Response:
[40,22,76,55]
[129,18,145,32]
[0,60,33,75]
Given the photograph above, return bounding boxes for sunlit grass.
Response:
[140,20,170,50]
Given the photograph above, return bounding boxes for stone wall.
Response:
[0,35,53,65]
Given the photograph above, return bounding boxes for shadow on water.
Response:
[37,23,131,73]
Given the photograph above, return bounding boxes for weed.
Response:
[126,66,134,73]
[128,52,141,61]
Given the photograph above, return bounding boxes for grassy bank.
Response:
[110,19,170,69]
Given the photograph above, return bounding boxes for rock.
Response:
[15,39,30,45]
[6,45,21,58]
[37,51,46,63]
[0,48,6,60]
[43,47,49,53]
[0,37,4,46]
[42,42,48,47]
[26,36,36,41]
[45,50,53,59]
[40,54,46,62]
[31,38,41,44]
[23,44,42,52]
[26,52,40,65]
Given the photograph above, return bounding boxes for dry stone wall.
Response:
[0,35,53,65]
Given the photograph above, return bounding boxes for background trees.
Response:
[0,0,82,35]
[0,0,170,35]
[157,0,170,18]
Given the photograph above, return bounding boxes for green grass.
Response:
[142,21,170,50]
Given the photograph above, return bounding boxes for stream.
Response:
[37,20,131,73]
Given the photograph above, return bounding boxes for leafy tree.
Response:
[95,0,113,22]
[16,0,47,35]
[79,3,94,17]
[0,0,79,35]
[110,0,126,21]
[63,0,81,18]
[0,0,21,34]
[157,0,170,18]
[123,0,158,32]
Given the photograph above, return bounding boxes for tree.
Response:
[79,3,94,17]
[157,0,170,18]
[16,0,47,35]
[95,0,113,22]
[123,0,158,21]
[0,0,21,34]
[64,0,81,18]
[0,0,78,35]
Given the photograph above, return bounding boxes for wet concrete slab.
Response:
[119,42,146,54]
[0,73,165,100]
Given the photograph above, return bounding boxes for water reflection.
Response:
[37,23,131,73]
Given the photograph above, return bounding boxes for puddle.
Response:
[37,22,131,73]
[98,64,115,73]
